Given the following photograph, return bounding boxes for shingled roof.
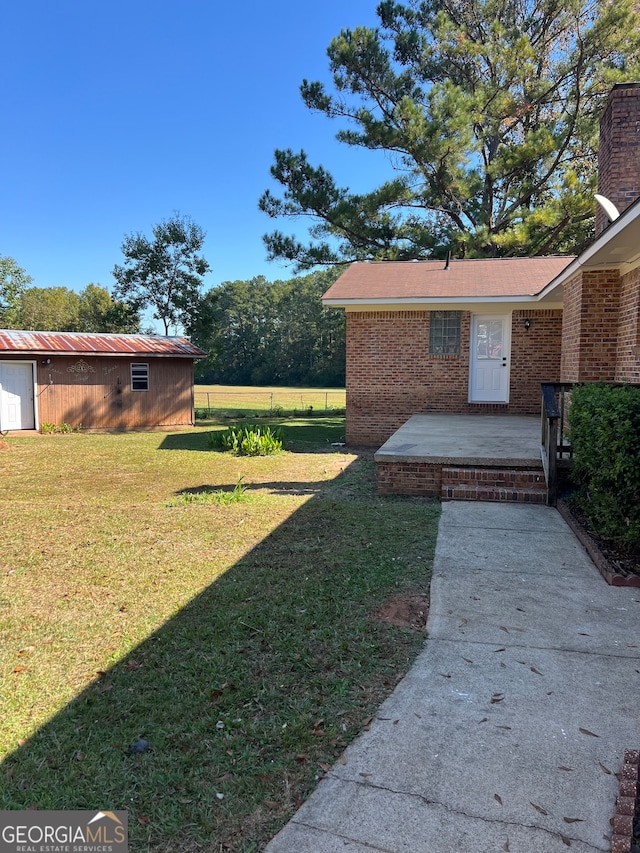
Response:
[322,257,574,304]
[0,330,206,357]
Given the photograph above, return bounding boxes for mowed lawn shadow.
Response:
[0,450,438,852]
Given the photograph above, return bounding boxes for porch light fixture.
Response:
[41,358,52,365]
[524,319,532,330]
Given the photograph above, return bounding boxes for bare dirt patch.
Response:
[374,594,429,632]
[0,441,9,451]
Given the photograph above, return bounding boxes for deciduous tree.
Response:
[0,255,32,326]
[17,287,80,331]
[261,0,640,267]
[77,283,140,333]
[112,214,210,334]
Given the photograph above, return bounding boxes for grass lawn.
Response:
[0,419,439,852]
[194,385,346,417]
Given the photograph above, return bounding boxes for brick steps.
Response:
[441,466,547,503]
[377,460,548,503]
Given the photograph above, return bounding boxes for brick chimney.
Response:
[596,82,640,236]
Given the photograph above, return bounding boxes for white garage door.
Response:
[0,362,35,430]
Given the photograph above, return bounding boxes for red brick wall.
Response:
[596,84,640,236]
[616,266,640,382]
[560,270,621,382]
[510,310,563,410]
[346,309,563,445]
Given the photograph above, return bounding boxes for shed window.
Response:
[131,363,149,391]
[429,311,461,355]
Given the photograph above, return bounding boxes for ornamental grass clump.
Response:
[208,424,283,456]
[567,383,640,552]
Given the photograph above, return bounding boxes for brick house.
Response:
[323,82,640,446]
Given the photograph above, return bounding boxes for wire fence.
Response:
[194,388,346,417]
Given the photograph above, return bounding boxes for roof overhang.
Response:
[323,294,563,308]
[538,195,640,301]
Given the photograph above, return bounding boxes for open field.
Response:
[0,420,439,852]
[194,385,346,417]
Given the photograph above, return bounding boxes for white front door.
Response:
[0,362,35,430]
[469,315,510,403]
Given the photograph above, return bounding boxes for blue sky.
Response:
[1,0,393,297]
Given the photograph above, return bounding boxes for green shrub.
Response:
[40,422,81,434]
[207,424,283,456]
[567,383,640,551]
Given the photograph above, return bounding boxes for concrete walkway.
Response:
[265,502,640,853]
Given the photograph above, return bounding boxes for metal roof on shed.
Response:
[0,330,206,357]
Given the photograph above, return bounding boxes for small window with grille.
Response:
[131,362,149,391]
[429,311,461,355]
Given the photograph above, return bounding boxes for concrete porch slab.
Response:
[374,413,541,466]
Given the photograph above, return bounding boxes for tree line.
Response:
[192,270,345,387]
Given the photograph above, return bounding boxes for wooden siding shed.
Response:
[0,330,206,431]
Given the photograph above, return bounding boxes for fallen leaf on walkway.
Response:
[491,693,505,704]
[560,834,571,846]
[439,673,452,678]
[479,717,488,723]
[563,817,585,823]
[558,766,574,772]
[598,763,612,775]
[503,841,510,852]
[462,657,473,663]
[359,772,372,778]
[530,802,549,815]
[500,626,510,633]
[494,793,503,805]
[339,754,347,765]
[496,725,512,730]
[493,647,506,653]
[500,662,507,668]
[530,667,543,675]
[579,727,599,738]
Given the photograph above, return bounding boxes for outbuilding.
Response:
[0,330,206,431]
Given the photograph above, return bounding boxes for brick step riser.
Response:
[441,467,547,503]
[441,467,547,492]
[441,485,547,503]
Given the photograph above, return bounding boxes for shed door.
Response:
[0,362,35,430]
[469,315,510,403]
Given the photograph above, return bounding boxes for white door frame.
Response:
[0,360,38,431]
[468,314,511,403]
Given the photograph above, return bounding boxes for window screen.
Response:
[131,363,149,391]
[429,311,461,355]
